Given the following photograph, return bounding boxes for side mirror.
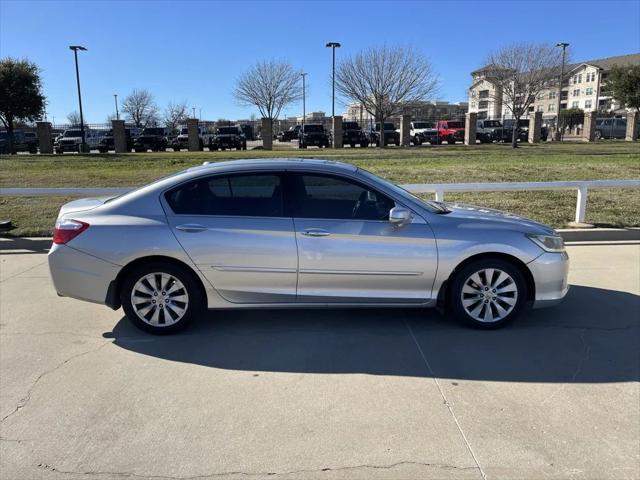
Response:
[389,206,412,226]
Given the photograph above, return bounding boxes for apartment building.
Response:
[468,52,640,120]
[342,101,468,122]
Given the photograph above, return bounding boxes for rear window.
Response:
[412,122,434,129]
[165,173,283,217]
[446,122,464,129]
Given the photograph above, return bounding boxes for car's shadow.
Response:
[104,285,639,383]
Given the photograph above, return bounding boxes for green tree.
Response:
[0,58,45,154]
[608,65,640,111]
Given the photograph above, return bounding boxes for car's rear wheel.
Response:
[449,259,527,329]
[121,262,203,334]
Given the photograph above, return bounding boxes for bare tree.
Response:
[163,101,188,134]
[234,60,302,120]
[483,43,564,148]
[122,88,159,127]
[335,46,439,147]
[66,111,81,126]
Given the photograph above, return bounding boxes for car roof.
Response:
[188,158,358,174]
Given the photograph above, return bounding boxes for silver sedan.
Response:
[48,159,569,334]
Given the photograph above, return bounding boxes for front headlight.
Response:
[527,234,565,252]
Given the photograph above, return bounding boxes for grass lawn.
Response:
[1,142,639,236]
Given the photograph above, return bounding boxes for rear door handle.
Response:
[301,229,330,237]
[176,224,207,233]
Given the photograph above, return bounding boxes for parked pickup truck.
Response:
[277,125,301,142]
[410,121,438,145]
[0,131,39,154]
[97,129,134,153]
[436,120,465,144]
[370,123,400,146]
[342,121,369,148]
[501,119,549,142]
[171,126,215,151]
[55,128,101,153]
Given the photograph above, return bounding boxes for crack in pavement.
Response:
[404,318,487,480]
[35,460,479,479]
[0,341,111,424]
[540,328,592,406]
[0,260,48,283]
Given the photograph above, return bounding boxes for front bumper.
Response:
[528,251,570,308]
[48,243,120,306]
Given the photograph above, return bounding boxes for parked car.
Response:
[594,118,635,139]
[500,119,548,142]
[476,120,503,143]
[410,121,438,145]
[97,129,134,153]
[210,126,247,151]
[133,128,169,152]
[370,123,400,146]
[342,121,369,148]
[298,124,329,148]
[240,124,255,141]
[171,126,214,151]
[55,128,101,153]
[0,131,38,153]
[277,125,301,142]
[48,159,569,334]
[436,120,465,144]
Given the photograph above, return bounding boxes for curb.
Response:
[558,228,640,243]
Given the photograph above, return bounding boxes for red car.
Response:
[436,120,465,144]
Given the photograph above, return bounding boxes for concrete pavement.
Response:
[0,239,638,479]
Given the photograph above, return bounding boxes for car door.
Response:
[288,172,437,304]
[165,172,298,303]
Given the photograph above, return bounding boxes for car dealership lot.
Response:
[1,240,638,479]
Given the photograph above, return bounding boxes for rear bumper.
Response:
[48,243,120,306]
[528,251,570,308]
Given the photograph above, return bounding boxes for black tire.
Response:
[361,140,369,148]
[594,130,602,140]
[121,261,204,335]
[449,258,527,329]
[413,136,422,146]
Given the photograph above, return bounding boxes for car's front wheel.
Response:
[121,262,203,334]
[449,259,527,329]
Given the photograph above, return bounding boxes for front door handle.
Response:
[176,224,207,233]
[301,229,330,237]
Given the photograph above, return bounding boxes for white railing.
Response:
[1,179,639,225]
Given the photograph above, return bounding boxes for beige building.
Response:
[342,101,468,123]
[468,52,640,121]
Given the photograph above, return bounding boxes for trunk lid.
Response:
[57,197,111,220]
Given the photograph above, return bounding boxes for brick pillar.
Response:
[187,118,200,151]
[332,115,343,148]
[528,111,543,143]
[464,112,477,145]
[262,118,273,150]
[400,115,411,147]
[36,121,52,154]
[112,120,127,153]
[582,112,596,142]
[626,111,638,142]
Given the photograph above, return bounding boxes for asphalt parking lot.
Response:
[0,239,638,480]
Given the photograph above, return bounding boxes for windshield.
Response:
[343,122,360,130]
[413,122,434,129]
[357,168,448,214]
[484,121,502,127]
[303,125,324,133]
[375,123,396,131]
[447,122,464,129]
[217,127,239,135]
[141,128,164,136]
[63,130,83,137]
[180,128,189,135]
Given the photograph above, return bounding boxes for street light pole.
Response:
[326,42,341,147]
[555,42,569,141]
[114,94,119,120]
[192,107,196,119]
[69,46,87,151]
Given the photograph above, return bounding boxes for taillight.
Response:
[53,219,89,245]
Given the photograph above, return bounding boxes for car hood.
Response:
[57,197,112,220]
[439,202,555,235]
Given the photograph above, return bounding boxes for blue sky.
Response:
[1,0,639,123]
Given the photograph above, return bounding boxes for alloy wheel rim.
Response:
[460,268,518,323]
[131,272,189,326]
